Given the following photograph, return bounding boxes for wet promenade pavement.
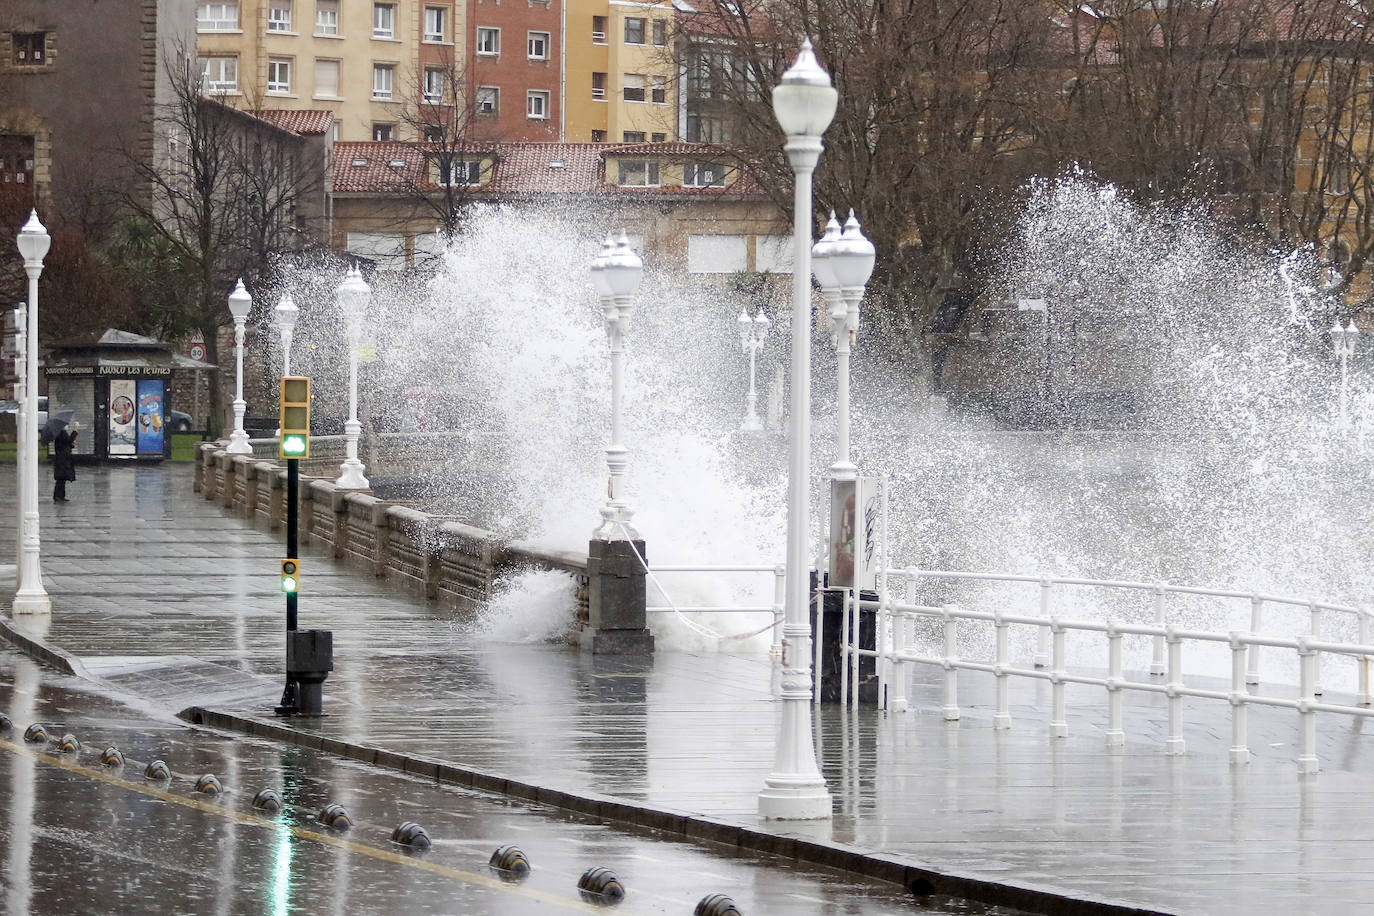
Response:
[4,464,1374,914]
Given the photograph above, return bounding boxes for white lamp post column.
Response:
[335,267,371,490]
[590,232,644,539]
[13,302,26,587]
[225,279,253,455]
[1330,317,1359,433]
[13,211,50,615]
[814,210,876,480]
[759,39,836,821]
[275,293,298,377]
[738,308,770,432]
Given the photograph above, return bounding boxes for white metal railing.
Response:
[645,564,785,656]
[841,568,1374,774]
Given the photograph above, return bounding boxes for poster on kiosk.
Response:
[828,477,880,592]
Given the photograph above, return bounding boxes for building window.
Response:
[687,234,747,273]
[424,6,447,42]
[528,31,550,60]
[622,131,645,143]
[1330,158,1352,196]
[624,17,645,44]
[201,56,239,92]
[651,78,666,104]
[373,3,395,38]
[373,64,394,99]
[592,16,607,42]
[527,90,551,119]
[372,123,394,141]
[438,158,482,185]
[315,0,339,34]
[617,159,660,187]
[477,86,499,114]
[198,2,239,31]
[423,68,446,102]
[623,73,645,103]
[591,129,606,141]
[423,124,445,141]
[314,58,340,97]
[477,27,500,55]
[686,114,729,143]
[267,58,292,93]
[651,132,666,142]
[652,19,666,45]
[12,32,46,65]
[684,161,726,187]
[592,72,606,100]
[268,0,293,31]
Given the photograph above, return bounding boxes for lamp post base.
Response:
[336,459,370,490]
[12,583,51,616]
[758,781,832,820]
[225,429,253,456]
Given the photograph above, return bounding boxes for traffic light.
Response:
[281,558,299,594]
[280,376,310,459]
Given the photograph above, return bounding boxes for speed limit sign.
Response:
[188,331,206,361]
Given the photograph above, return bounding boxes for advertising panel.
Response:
[828,477,881,592]
[136,379,164,455]
[108,379,136,456]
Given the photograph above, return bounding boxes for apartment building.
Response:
[196,0,463,142]
[563,0,675,143]
[467,0,563,140]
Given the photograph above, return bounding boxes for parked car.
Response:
[0,396,47,428]
[168,409,193,433]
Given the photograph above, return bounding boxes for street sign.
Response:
[188,330,206,362]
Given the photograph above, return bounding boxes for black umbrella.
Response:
[40,410,76,445]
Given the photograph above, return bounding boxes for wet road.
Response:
[0,650,1017,915]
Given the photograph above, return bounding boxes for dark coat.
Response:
[52,429,77,482]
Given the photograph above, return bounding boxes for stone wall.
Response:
[192,441,590,628]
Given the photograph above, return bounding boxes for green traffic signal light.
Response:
[281,558,299,594]
[281,433,307,457]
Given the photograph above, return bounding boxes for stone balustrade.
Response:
[193,441,591,631]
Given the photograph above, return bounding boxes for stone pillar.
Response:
[582,539,653,655]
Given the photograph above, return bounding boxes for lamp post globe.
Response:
[14,209,51,614]
[759,39,836,822]
[225,279,254,455]
[593,232,643,541]
[335,267,371,489]
[275,293,299,377]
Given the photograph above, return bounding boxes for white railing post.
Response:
[813,582,824,708]
[994,611,1011,730]
[770,564,785,664]
[942,605,959,721]
[1297,640,1320,775]
[1035,578,1052,668]
[1229,634,1250,765]
[1309,602,1323,697]
[889,571,917,714]
[839,588,850,706]
[1360,613,1371,707]
[1165,630,1185,755]
[1050,619,1068,738]
[1106,622,1124,748]
[1246,596,1263,686]
[1150,584,1166,677]
[849,589,860,711]
[877,570,889,709]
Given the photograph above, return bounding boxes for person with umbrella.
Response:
[41,411,78,502]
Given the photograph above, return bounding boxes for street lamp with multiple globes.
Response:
[589,232,644,539]
[14,210,51,614]
[737,307,770,432]
[758,38,837,822]
[812,210,876,480]
[1330,317,1360,433]
[275,293,299,376]
[335,267,371,490]
[225,279,253,455]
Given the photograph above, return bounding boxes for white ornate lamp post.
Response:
[738,308,770,432]
[13,302,27,586]
[335,267,371,490]
[1330,317,1359,433]
[758,39,836,821]
[275,293,299,376]
[590,232,644,539]
[813,210,876,480]
[14,211,50,615]
[225,279,253,455]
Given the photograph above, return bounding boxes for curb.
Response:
[0,614,91,680]
[181,704,1173,916]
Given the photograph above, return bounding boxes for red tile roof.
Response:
[332,140,761,196]
[246,109,335,136]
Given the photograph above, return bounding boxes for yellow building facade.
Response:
[562,0,676,142]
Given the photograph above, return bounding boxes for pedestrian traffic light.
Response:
[280,376,310,459]
[281,558,299,594]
